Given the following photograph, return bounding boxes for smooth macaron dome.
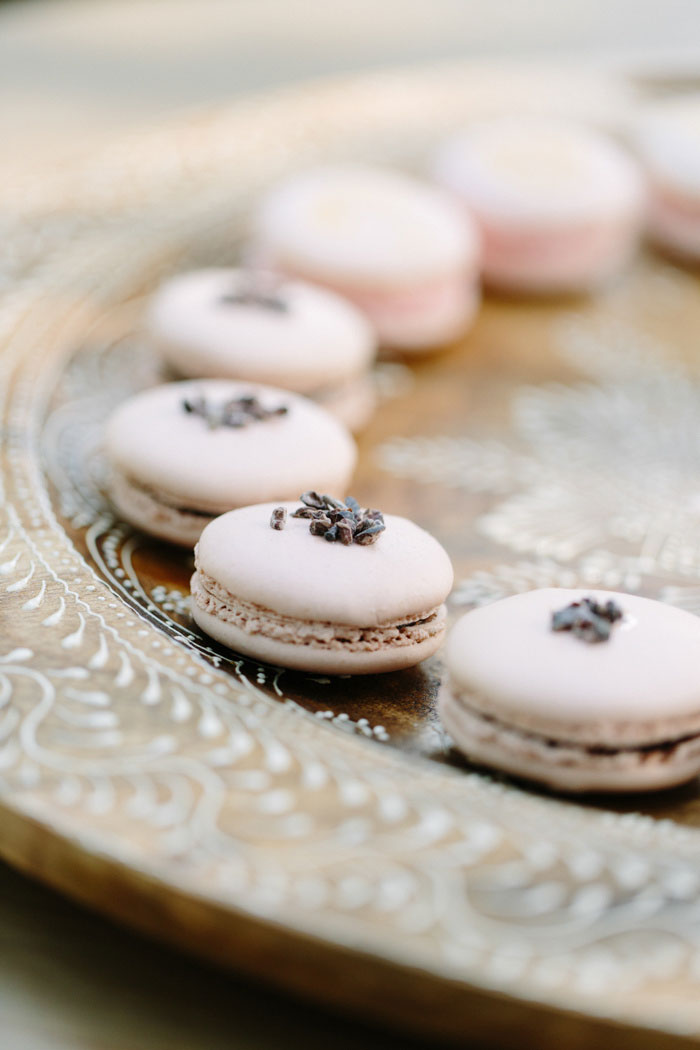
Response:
[434,117,645,292]
[148,268,377,430]
[632,94,700,260]
[440,587,700,792]
[105,380,357,547]
[253,163,481,352]
[191,496,454,674]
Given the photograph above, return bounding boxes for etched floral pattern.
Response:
[380,316,700,578]
[3,64,700,1042]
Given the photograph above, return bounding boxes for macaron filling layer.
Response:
[264,263,480,349]
[108,471,218,547]
[441,676,700,748]
[333,270,480,349]
[112,470,231,518]
[476,214,640,289]
[440,687,700,792]
[443,685,700,760]
[191,569,446,652]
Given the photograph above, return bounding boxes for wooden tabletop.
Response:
[3,3,700,1048]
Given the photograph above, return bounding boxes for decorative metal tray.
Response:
[3,61,700,1047]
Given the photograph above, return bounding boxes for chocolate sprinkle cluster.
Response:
[182,394,288,429]
[269,507,287,530]
[551,597,623,644]
[220,289,288,312]
[270,492,386,546]
[219,274,288,314]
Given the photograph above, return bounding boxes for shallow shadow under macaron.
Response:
[482,282,619,309]
[191,617,446,756]
[98,523,448,755]
[647,237,700,273]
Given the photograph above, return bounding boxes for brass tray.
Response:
[4,61,700,1047]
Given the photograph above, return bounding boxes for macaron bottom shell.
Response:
[439,685,700,793]
[191,571,448,675]
[109,470,214,547]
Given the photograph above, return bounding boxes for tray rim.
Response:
[3,57,700,1046]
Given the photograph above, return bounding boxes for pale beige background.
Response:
[2,1,700,1047]
[3,0,700,178]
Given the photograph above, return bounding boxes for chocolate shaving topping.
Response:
[182,394,288,429]
[551,597,624,644]
[269,492,386,546]
[219,272,288,313]
[220,290,288,312]
[336,520,354,546]
[269,507,287,530]
[309,516,331,536]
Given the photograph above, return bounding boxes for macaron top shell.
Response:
[633,94,700,199]
[195,501,454,626]
[149,269,376,391]
[447,588,700,733]
[106,381,356,513]
[435,118,644,228]
[255,164,480,288]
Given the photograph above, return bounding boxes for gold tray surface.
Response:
[4,61,700,1046]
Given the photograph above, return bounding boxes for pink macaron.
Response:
[632,94,700,262]
[191,493,454,674]
[434,117,645,294]
[105,380,356,546]
[440,588,700,793]
[253,164,481,353]
[148,268,378,432]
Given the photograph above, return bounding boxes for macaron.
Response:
[190,493,454,674]
[105,381,356,547]
[253,164,481,353]
[434,118,645,293]
[632,94,700,261]
[439,588,700,793]
[148,268,378,431]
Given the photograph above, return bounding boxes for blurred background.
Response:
[3,0,700,185]
[2,2,700,1048]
